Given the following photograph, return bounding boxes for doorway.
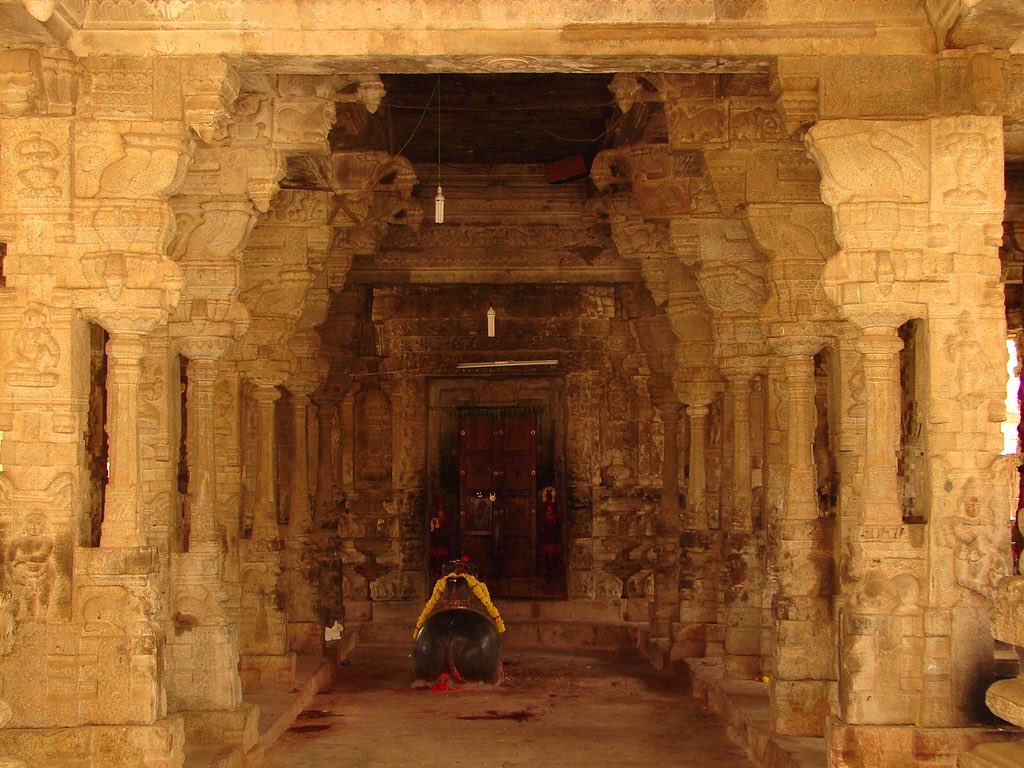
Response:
[459,412,537,594]
[427,378,566,599]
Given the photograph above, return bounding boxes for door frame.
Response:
[425,376,566,597]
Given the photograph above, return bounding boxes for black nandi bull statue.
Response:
[411,557,504,685]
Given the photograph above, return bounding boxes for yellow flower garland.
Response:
[413,572,506,639]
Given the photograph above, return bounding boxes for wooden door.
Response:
[458,413,537,596]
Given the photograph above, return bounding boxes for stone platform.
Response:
[183,655,336,768]
[263,644,755,768]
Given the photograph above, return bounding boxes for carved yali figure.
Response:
[4,513,55,620]
[7,306,60,387]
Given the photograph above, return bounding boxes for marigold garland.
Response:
[413,572,505,639]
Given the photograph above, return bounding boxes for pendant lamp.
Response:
[434,76,445,224]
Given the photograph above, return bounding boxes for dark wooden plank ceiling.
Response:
[331,73,619,166]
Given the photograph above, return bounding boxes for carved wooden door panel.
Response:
[458,415,497,576]
[458,414,537,596]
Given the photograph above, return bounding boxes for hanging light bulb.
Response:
[435,75,444,224]
[487,305,496,338]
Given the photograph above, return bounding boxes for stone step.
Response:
[708,679,827,768]
[183,655,336,768]
[182,744,243,768]
[371,597,626,624]
[348,618,644,656]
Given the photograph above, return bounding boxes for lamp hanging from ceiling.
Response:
[434,75,445,224]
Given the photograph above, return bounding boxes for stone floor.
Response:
[264,645,755,768]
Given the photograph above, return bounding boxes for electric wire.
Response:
[395,79,438,157]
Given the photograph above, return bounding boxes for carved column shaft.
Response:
[652,404,682,641]
[313,398,336,525]
[186,357,220,551]
[101,333,145,548]
[855,328,904,525]
[288,393,312,533]
[252,385,281,541]
[722,374,761,680]
[726,376,754,533]
[783,354,817,522]
[685,403,709,529]
[771,349,832,737]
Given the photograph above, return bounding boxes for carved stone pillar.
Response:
[771,344,833,737]
[101,331,148,548]
[685,402,710,530]
[282,385,324,654]
[251,384,281,542]
[287,390,313,534]
[674,394,717,662]
[165,339,244,716]
[856,327,904,527]
[651,403,682,646]
[312,395,342,628]
[808,117,1007,752]
[184,356,224,551]
[721,372,762,680]
[313,396,337,526]
[238,381,294,691]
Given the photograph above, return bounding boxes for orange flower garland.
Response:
[413,572,505,639]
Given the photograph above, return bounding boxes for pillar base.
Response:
[724,654,762,681]
[0,717,184,768]
[771,679,831,736]
[288,621,326,655]
[179,703,259,752]
[239,653,296,693]
[827,717,1020,768]
[165,625,242,712]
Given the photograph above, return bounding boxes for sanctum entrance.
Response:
[427,378,567,599]
[458,413,538,594]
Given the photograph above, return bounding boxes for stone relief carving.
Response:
[949,485,1007,599]
[696,263,767,316]
[943,313,991,411]
[15,132,61,198]
[356,386,391,484]
[7,305,60,387]
[807,122,928,206]
[666,101,728,146]
[273,99,333,148]
[731,106,784,142]
[4,513,55,621]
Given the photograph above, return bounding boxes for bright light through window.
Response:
[1003,339,1020,456]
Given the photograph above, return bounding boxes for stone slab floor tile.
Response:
[264,646,754,768]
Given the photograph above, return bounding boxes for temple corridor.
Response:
[2,3,1024,768]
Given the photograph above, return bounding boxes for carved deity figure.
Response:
[4,513,55,620]
[950,492,1006,599]
[7,306,60,387]
[942,131,994,205]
